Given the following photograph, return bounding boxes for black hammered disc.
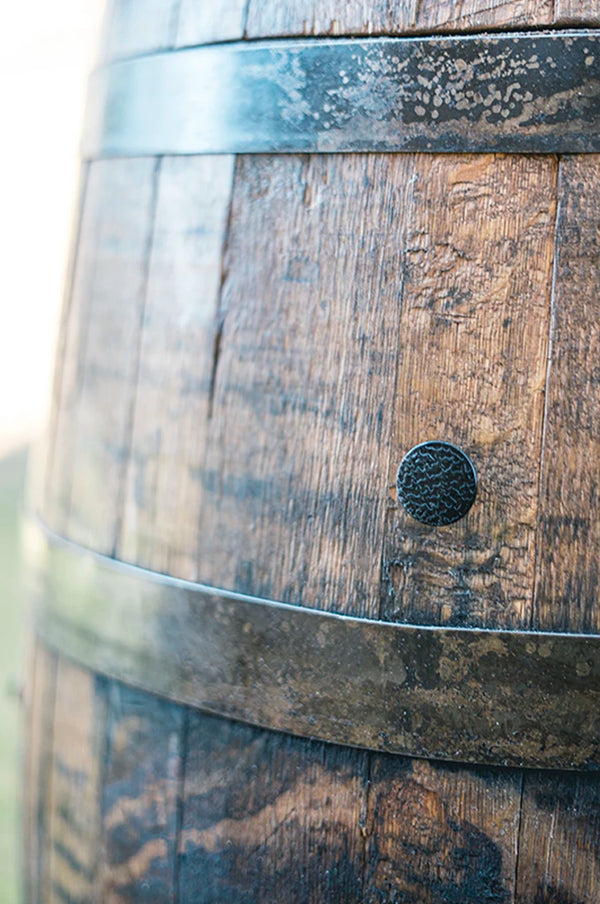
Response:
[396,441,477,526]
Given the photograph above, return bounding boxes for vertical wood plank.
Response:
[42,163,93,534]
[555,1,600,24]
[34,163,90,525]
[99,683,184,904]
[364,757,522,904]
[178,711,366,904]
[175,0,247,46]
[516,772,600,904]
[365,154,556,902]
[516,158,600,904]
[22,642,57,904]
[245,0,552,38]
[46,659,108,904]
[533,156,600,634]
[382,154,557,629]
[64,158,159,554]
[198,153,413,616]
[100,0,181,62]
[119,156,234,579]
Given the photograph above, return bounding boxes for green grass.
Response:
[0,448,28,904]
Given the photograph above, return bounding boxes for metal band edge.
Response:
[24,517,600,770]
[83,30,600,158]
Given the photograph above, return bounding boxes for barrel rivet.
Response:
[396,441,477,526]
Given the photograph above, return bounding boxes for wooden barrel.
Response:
[23,1,600,902]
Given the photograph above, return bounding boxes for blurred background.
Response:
[0,1,105,899]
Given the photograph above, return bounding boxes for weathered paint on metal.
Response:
[25,519,600,771]
[83,31,600,157]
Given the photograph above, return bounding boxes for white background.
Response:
[0,0,106,457]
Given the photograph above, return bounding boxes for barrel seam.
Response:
[529,157,562,632]
[113,156,162,560]
[512,771,526,904]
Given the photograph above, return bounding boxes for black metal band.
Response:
[25,519,600,771]
[82,30,600,158]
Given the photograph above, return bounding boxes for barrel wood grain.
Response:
[46,660,107,904]
[516,771,600,904]
[197,153,412,616]
[23,644,57,904]
[533,156,600,634]
[98,0,600,62]
[118,155,406,904]
[555,1,600,25]
[178,710,366,904]
[119,155,235,578]
[382,154,557,630]
[29,0,600,898]
[61,159,159,554]
[512,155,600,904]
[99,683,184,903]
[363,757,522,904]
[361,154,554,896]
[245,0,552,38]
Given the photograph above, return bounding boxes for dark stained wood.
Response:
[516,771,600,904]
[46,659,107,904]
[198,153,413,616]
[99,683,184,903]
[364,757,522,904]
[22,643,57,904]
[363,155,555,902]
[514,155,600,904]
[56,158,159,554]
[382,153,557,630]
[245,0,553,38]
[178,711,366,904]
[119,156,234,578]
[533,156,600,634]
[28,1,600,901]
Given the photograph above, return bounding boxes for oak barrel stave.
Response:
[24,0,600,901]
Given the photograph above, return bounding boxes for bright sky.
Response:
[0,0,106,457]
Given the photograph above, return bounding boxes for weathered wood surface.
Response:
[97,0,600,60]
[198,153,409,615]
[99,683,184,903]
[533,156,600,635]
[244,0,553,39]
[382,154,556,629]
[35,148,600,901]
[364,757,522,903]
[45,660,107,904]
[43,158,159,554]
[99,0,597,58]
[179,712,367,903]
[555,0,600,25]
[22,644,57,904]
[29,0,600,901]
[119,155,234,579]
[516,771,600,904]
